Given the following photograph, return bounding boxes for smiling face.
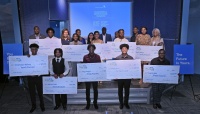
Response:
[153,29,160,37]
[121,47,128,54]
[94,32,99,39]
[63,30,69,38]
[141,28,147,35]
[89,33,94,40]
[118,30,124,38]
[73,34,78,41]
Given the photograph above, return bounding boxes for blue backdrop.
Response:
[3,44,23,74]
[174,44,194,74]
[19,0,182,64]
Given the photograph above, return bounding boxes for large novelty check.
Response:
[43,77,77,94]
[143,65,180,84]
[9,55,48,76]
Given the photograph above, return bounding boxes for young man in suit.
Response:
[29,26,46,39]
[28,43,45,113]
[50,48,70,110]
[99,27,112,43]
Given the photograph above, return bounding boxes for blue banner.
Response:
[174,44,194,74]
[3,44,23,74]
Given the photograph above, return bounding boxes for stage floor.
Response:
[65,80,152,104]
[1,75,198,114]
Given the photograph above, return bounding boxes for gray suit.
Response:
[29,34,46,39]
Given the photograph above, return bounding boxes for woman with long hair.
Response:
[87,32,94,44]
[61,29,70,45]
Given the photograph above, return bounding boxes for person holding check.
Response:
[150,49,170,109]
[115,44,134,109]
[28,44,45,113]
[50,48,70,110]
[83,44,101,110]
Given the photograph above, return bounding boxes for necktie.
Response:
[57,59,59,63]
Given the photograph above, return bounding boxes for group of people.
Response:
[29,26,164,47]
[27,26,168,113]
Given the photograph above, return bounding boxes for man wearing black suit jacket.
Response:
[99,27,112,43]
[29,26,46,39]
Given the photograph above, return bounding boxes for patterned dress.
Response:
[136,34,151,45]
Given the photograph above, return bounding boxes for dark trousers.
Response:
[118,79,131,105]
[152,83,165,104]
[55,94,67,106]
[27,76,44,107]
[85,82,98,104]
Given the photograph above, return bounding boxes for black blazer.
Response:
[99,34,112,43]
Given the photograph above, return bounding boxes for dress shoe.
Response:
[153,104,157,109]
[63,105,67,110]
[29,106,36,113]
[85,104,90,110]
[156,103,162,109]
[119,104,123,109]
[124,104,130,109]
[54,105,60,110]
[40,106,45,112]
[94,103,98,109]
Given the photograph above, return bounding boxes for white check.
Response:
[77,63,110,82]
[29,39,61,55]
[9,55,48,77]
[143,65,180,84]
[94,44,112,60]
[107,42,136,59]
[43,77,77,94]
[62,45,88,61]
[136,46,162,61]
[106,59,141,79]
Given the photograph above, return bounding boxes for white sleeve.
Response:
[63,60,70,76]
[49,59,54,75]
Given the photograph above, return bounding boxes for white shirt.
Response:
[50,57,70,76]
[114,38,129,42]
[45,36,58,39]
[103,34,106,43]
[35,34,40,39]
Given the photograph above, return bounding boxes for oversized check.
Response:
[62,45,88,61]
[143,65,180,84]
[43,77,77,94]
[94,44,112,60]
[136,46,162,61]
[107,42,136,59]
[106,59,141,79]
[29,39,61,55]
[9,55,48,77]
[77,63,110,82]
